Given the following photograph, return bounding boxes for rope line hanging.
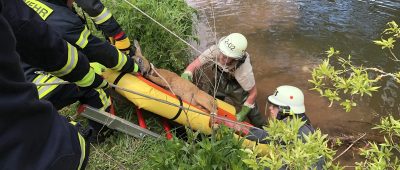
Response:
[118,0,238,133]
[121,0,222,91]
[121,0,202,54]
[110,83,257,130]
[121,0,228,122]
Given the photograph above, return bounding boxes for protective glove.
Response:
[112,32,135,55]
[116,37,134,55]
[236,104,253,122]
[90,62,107,75]
[181,71,193,82]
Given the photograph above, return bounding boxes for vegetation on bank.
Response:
[70,0,400,169]
[76,0,198,169]
[104,0,197,73]
[310,21,400,169]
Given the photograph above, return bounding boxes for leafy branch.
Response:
[355,116,400,169]
[242,117,338,169]
[309,21,400,112]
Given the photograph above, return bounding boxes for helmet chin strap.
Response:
[276,113,287,120]
[277,105,294,120]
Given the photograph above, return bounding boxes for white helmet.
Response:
[218,33,248,59]
[267,85,305,114]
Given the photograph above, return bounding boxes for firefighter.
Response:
[181,33,265,128]
[213,85,324,169]
[1,0,95,168]
[248,85,314,143]
[22,0,151,142]
[3,0,107,90]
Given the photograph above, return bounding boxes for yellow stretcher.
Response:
[102,69,269,155]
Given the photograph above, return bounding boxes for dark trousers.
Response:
[213,70,266,128]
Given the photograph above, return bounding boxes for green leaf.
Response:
[325,47,340,58]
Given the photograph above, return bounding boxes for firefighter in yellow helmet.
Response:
[181,33,265,127]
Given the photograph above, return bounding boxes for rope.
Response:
[121,0,202,55]
[121,0,223,100]
[34,80,259,130]
[108,83,256,129]
[149,64,176,96]
[133,39,176,96]
[37,1,260,134]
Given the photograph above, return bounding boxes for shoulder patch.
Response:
[24,0,53,20]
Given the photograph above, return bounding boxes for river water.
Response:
[186,0,400,165]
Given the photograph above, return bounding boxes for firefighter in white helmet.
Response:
[215,85,315,142]
[213,85,324,169]
[267,85,307,120]
[181,33,265,127]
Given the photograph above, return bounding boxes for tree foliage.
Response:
[310,21,400,169]
[355,116,400,169]
[309,21,400,112]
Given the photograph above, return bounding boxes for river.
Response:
[186,0,400,166]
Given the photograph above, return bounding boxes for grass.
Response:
[63,0,214,169]
[58,96,167,169]
[100,0,197,73]
[87,135,162,170]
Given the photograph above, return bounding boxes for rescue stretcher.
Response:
[92,69,269,155]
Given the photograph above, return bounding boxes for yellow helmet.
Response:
[218,33,248,59]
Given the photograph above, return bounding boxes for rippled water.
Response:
[186,0,400,164]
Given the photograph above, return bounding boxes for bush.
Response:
[103,0,198,73]
[309,21,400,169]
[242,117,337,170]
[309,21,400,112]
[355,115,400,169]
[144,127,250,170]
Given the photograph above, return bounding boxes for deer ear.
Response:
[133,39,143,57]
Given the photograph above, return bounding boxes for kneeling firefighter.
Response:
[181,33,265,128]
[22,0,151,142]
[215,85,325,169]
[0,0,102,168]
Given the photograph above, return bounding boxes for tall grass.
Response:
[76,1,198,168]
[103,0,198,73]
[87,135,163,170]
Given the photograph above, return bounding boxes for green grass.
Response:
[76,1,199,167]
[101,0,198,73]
[87,134,163,170]
[58,96,167,169]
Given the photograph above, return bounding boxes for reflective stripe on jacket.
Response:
[75,0,122,37]
[0,1,88,169]
[25,0,136,73]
